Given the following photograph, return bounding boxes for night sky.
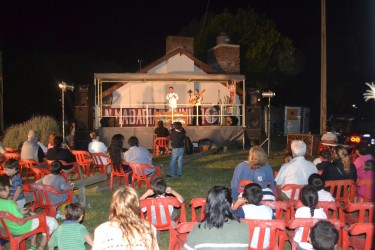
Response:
[0,0,374,131]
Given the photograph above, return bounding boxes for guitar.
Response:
[189,89,206,106]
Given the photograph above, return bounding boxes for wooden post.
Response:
[320,0,327,134]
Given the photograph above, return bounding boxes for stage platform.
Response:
[99,126,245,150]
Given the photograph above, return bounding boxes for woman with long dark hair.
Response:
[107,134,132,183]
[184,186,249,249]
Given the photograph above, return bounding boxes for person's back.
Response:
[154,121,170,138]
[308,173,335,202]
[357,159,375,199]
[21,130,45,162]
[125,136,155,175]
[48,203,93,250]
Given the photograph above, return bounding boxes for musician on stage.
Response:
[190,89,204,126]
[166,86,179,111]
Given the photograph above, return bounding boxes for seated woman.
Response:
[46,136,76,175]
[356,159,374,200]
[108,134,132,183]
[231,146,274,201]
[92,186,158,249]
[184,186,250,249]
[322,146,357,182]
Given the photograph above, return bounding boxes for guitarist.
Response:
[190,89,204,126]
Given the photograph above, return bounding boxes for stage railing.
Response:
[99,103,244,127]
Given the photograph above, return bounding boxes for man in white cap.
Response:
[20,130,45,162]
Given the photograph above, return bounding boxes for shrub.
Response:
[3,116,60,150]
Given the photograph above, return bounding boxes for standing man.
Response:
[168,122,186,177]
[190,89,204,126]
[166,86,179,112]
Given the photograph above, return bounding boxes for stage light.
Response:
[262,91,275,98]
[58,81,74,92]
[58,81,74,145]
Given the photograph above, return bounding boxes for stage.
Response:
[99,126,246,150]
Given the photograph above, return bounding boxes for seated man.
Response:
[21,130,45,162]
[275,140,317,200]
[124,136,156,175]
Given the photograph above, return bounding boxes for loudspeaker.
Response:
[75,85,89,106]
[246,106,261,129]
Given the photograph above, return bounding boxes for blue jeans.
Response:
[170,148,184,176]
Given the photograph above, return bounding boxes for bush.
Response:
[3,116,60,149]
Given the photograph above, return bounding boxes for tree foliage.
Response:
[180,8,299,89]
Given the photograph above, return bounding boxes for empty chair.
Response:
[90,152,111,175]
[29,183,73,217]
[343,202,374,226]
[241,219,287,250]
[281,184,303,202]
[324,179,356,207]
[261,200,291,221]
[346,223,374,250]
[190,197,206,222]
[169,222,197,250]
[0,211,50,250]
[71,150,93,177]
[128,162,161,190]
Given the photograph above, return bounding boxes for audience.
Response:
[48,202,93,250]
[21,129,46,162]
[107,134,132,182]
[124,136,157,176]
[275,140,317,201]
[3,159,25,209]
[308,173,334,202]
[46,136,76,176]
[184,186,250,249]
[92,186,158,249]
[231,146,274,201]
[309,221,339,250]
[322,146,357,182]
[0,175,58,250]
[353,145,373,171]
[294,185,327,246]
[315,149,332,170]
[356,159,375,200]
[232,183,273,249]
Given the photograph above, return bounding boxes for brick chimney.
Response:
[207,33,240,74]
[166,36,194,54]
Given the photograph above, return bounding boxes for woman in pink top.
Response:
[353,146,373,171]
[356,159,374,200]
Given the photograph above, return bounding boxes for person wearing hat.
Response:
[20,130,45,162]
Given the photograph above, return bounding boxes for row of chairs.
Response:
[139,197,374,250]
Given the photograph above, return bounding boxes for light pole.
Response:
[260,91,275,156]
[58,81,74,143]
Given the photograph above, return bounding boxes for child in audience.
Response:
[35,160,78,207]
[0,175,58,250]
[294,185,327,245]
[315,150,332,171]
[4,159,26,208]
[232,183,273,249]
[48,203,93,250]
[308,173,334,202]
[140,177,184,225]
[310,220,339,250]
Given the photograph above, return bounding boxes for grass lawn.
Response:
[79,142,286,250]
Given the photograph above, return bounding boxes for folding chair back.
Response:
[154,137,170,156]
[281,184,303,202]
[344,202,374,226]
[90,152,110,175]
[325,179,355,206]
[356,179,374,202]
[190,197,206,222]
[347,223,374,250]
[169,222,197,250]
[128,162,161,189]
[261,200,291,221]
[72,150,92,177]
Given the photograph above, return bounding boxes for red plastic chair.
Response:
[140,197,186,231]
[190,197,206,222]
[72,150,93,177]
[292,201,344,223]
[90,152,111,175]
[356,179,374,202]
[108,160,132,191]
[346,223,374,250]
[287,218,344,250]
[237,179,252,196]
[325,179,356,207]
[169,221,198,250]
[5,147,15,153]
[241,219,287,250]
[281,184,303,202]
[261,200,291,221]
[128,162,161,189]
[20,160,51,188]
[3,152,20,160]
[29,183,73,217]
[154,137,170,156]
[343,202,374,227]
[0,211,50,250]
